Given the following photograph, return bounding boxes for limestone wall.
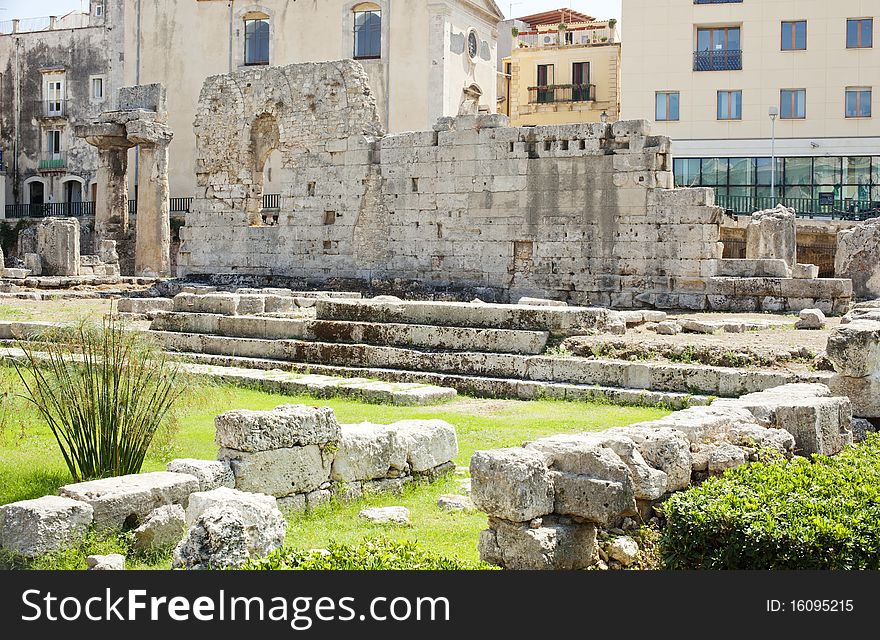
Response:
[179,61,724,306]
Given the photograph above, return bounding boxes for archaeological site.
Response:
[1,58,880,580]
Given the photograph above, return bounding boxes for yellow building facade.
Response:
[621,0,880,216]
[500,15,620,126]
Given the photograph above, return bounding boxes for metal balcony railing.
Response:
[262,193,281,210]
[694,0,742,5]
[170,197,193,213]
[4,201,95,219]
[716,194,880,221]
[38,153,66,170]
[35,100,68,118]
[693,49,742,71]
[528,84,596,104]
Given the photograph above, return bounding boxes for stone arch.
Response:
[60,175,85,205]
[247,112,281,226]
[24,176,48,205]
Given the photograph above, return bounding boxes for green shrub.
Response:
[14,316,182,481]
[661,436,880,569]
[242,538,495,571]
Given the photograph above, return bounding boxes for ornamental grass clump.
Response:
[13,316,182,482]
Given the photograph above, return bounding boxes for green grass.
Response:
[0,362,668,568]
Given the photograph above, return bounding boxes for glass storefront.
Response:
[673,156,880,218]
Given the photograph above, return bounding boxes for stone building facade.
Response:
[0,1,122,213]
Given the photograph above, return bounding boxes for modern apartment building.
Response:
[1,0,504,212]
[621,0,880,217]
[498,8,620,126]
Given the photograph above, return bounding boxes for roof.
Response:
[516,8,596,27]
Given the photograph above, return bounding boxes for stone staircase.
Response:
[144,292,830,407]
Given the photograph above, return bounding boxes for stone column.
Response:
[95,146,131,244]
[135,140,171,277]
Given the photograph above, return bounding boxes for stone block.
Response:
[331,423,408,482]
[215,404,340,452]
[826,320,880,377]
[391,420,458,472]
[358,506,411,525]
[117,297,174,315]
[835,217,880,298]
[60,472,199,531]
[745,205,796,266]
[36,217,80,276]
[716,258,791,278]
[605,425,692,491]
[166,459,234,491]
[219,445,332,497]
[479,517,597,570]
[133,504,186,552]
[792,263,820,279]
[470,448,554,522]
[0,496,94,557]
[87,554,125,570]
[795,308,826,330]
[828,374,880,418]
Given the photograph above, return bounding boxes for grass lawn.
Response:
[0,363,669,569]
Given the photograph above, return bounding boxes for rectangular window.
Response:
[45,79,64,115]
[95,2,104,17]
[244,18,270,65]
[717,90,742,120]
[847,18,873,48]
[47,130,62,156]
[353,10,381,59]
[655,92,680,121]
[695,27,742,71]
[846,87,872,118]
[780,89,806,119]
[781,20,806,50]
[91,76,104,101]
[572,62,590,101]
[536,64,554,103]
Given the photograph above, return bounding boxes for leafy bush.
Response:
[661,436,880,569]
[13,316,182,481]
[242,538,495,571]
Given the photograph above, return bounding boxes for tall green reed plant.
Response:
[13,315,182,481]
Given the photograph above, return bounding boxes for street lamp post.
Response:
[769,106,779,205]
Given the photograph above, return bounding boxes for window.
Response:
[717,90,742,120]
[846,87,872,118]
[353,9,381,59]
[91,76,104,101]
[781,20,806,50]
[655,92,680,121]
[536,64,554,103]
[695,27,742,71]
[847,18,873,48]
[95,2,104,17]
[572,62,590,101]
[244,18,270,65]
[45,78,64,115]
[47,130,62,157]
[467,31,479,60]
[780,89,806,119]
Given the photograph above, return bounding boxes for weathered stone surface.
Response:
[0,496,93,557]
[87,554,125,571]
[648,404,760,445]
[470,448,554,522]
[607,535,639,567]
[173,504,279,570]
[591,432,668,500]
[36,217,80,276]
[795,308,826,330]
[792,263,820,279]
[746,205,797,266]
[59,472,199,531]
[437,494,475,512]
[117,297,173,315]
[133,504,186,552]
[835,217,880,298]
[717,258,791,278]
[706,443,748,474]
[605,425,692,491]
[851,417,877,442]
[358,506,411,525]
[393,420,458,472]
[525,435,636,524]
[728,424,795,454]
[518,297,567,307]
[826,320,880,378]
[479,517,597,570]
[828,374,880,419]
[331,423,407,482]
[215,404,340,452]
[651,321,682,335]
[167,459,234,491]
[219,446,332,497]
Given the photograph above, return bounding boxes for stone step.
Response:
[170,351,712,409]
[178,361,457,406]
[151,312,549,354]
[314,298,625,335]
[147,329,829,398]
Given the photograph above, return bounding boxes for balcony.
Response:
[528,84,596,104]
[694,1,742,4]
[693,49,742,71]
[34,100,68,118]
[38,152,66,171]
[5,201,95,219]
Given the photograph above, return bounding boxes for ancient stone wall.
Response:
[179,61,725,306]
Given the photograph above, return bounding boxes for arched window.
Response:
[244,17,270,65]
[353,4,381,59]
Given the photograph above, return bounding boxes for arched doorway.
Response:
[248,112,280,226]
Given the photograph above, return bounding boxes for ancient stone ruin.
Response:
[835,217,880,299]
[15,217,120,278]
[177,61,849,314]
[77,84,173,278]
